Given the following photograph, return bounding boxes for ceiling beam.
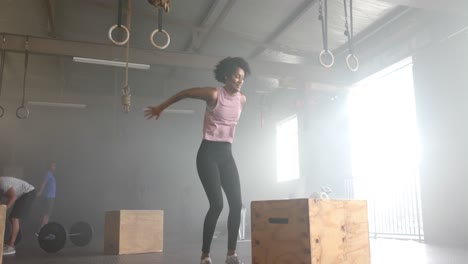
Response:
[378,0,468,15]
[193,0,238,53]
[166,0,227,81]
[184,0,222,51]
[346,9,468,82]
[1,33,344,84]
[249,0,318,59]
[332,6,414,59]
[78,0,202,32]
[67,0,302,58]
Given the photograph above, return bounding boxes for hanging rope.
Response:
[148,0,170,12]
[149,0,171,49]
[121,0,132,113]
[109,0,130,46]
[0,33,6,118]
[343,0,359,72]
[318,0,334,68]
[16,36,30,119]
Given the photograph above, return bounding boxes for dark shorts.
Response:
[10,189,36,219]
[40,197,55,216]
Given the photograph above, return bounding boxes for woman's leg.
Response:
[197,142,224,257]
[219,154,242,254]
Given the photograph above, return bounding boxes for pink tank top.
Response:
[203,87,243,143]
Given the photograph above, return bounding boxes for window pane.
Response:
[276,116,300,182]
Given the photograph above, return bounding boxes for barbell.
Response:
[38,221,93,253]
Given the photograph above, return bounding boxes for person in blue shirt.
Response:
[36,161,56,234]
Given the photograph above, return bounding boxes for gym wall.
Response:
[413,33,468,247]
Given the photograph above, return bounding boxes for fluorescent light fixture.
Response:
[142,108,195,114]
[165,109,195,114]
[28,101,87,109]
[73,57,150,70]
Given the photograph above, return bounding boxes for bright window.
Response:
[348,58,420,184]
[346,57,424,240]
[276,115,300,182]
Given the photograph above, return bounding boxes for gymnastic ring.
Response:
[319,49,335,68]
[346,53,359,72]
[16,105,29,119]
[108,24,130,46]
[0,106,4,118]
[150,29,170,50]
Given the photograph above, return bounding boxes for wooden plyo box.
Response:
[251,199,370,264]
[0,205,6,263]
[104,210,163,255]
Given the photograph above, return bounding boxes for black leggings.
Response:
[196,140,242,253]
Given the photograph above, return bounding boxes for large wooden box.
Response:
[0,205,5,263]
[104,210,164,255]
[251,199,370,264]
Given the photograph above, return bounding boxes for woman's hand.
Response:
[144,105,165,120]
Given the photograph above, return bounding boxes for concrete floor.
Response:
[3,236,467,264]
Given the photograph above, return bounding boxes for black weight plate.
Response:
[38,222,67,253]
[69,221,93,247]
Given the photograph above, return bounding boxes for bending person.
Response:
[0,176,36,256]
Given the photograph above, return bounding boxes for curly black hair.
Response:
[214,57,251,83]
